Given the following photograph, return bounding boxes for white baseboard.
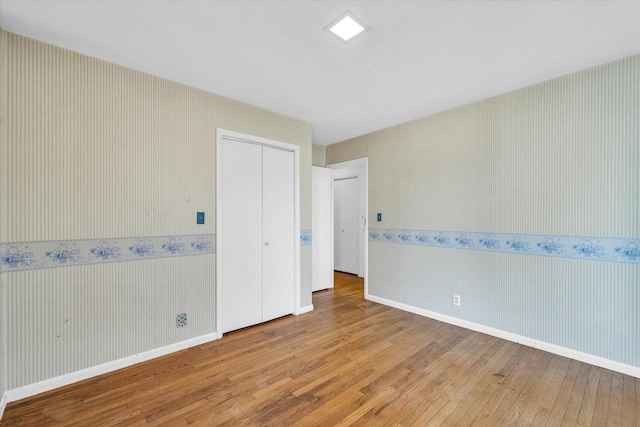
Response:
[2,332,219,410]
[0,392,8,422]
[299,304,314,314]
[366,293,640,379]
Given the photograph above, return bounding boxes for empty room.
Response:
[0,1,638,425]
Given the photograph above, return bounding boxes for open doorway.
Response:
[327,158,368,295]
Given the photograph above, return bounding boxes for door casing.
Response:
[327,158,368,292]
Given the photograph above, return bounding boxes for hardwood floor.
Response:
[3,272,639,426]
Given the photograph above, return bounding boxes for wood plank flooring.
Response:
[2,272,638,426]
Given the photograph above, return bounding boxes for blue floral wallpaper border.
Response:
[369,228,640,264]
[300,229,312,246]
[0,234,216,274]
[1,230,314,274]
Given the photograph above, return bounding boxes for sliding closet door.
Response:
[262,147,295,320]
[219,139,263,333]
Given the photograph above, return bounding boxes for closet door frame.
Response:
[215,128,301,336]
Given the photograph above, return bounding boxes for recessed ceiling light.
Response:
[324,10,370,44]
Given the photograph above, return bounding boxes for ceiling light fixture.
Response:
[324,10,370,44]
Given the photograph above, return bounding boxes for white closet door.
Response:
[220,139,263,333]
[262,146,295,321]
[312,167,333,291]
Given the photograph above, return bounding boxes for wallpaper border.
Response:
[369,228,639,264]
[0,234,216,274]
[1,230,314,273]
[301,229,312,246]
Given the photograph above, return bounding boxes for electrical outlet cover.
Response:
[176,312,187,328]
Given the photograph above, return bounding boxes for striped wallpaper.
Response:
[331,54,640,370]
[0,31,312,392]
[0,25,8,405]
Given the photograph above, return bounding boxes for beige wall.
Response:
[326,136,368,165]
[327,55,640,370]
[312,144,326,167]
[0,25,8,404]
[0,32,312,391]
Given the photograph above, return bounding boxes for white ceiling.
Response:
[1,1,639,145]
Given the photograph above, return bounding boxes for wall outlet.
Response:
[176,312,188,328]
[453,295,461,306]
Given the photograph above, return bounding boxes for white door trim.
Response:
[216,129,301,336]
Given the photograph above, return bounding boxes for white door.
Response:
[262,146,295,320]
[334,176,360,275]
[312,167,333,291]
[219,139,263,332]
[218,139,295,334]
